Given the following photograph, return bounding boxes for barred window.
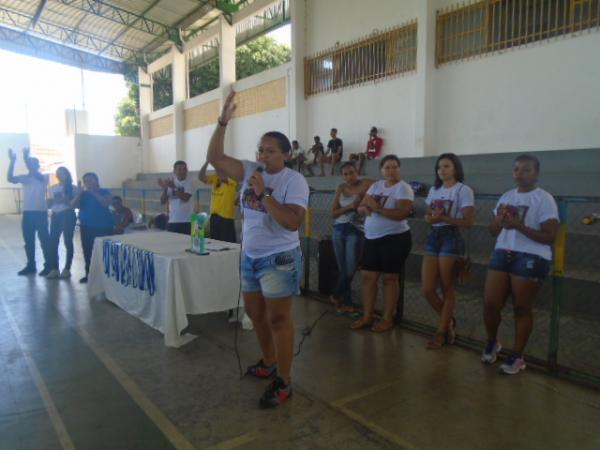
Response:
[304,21,417,97]
[151,65,173,111]
[437,0,600,65]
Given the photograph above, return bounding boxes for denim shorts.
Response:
[488,249,551,282]
[241,247,303,298]
[424,226,465,257]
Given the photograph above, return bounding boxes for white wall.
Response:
[184,125,215,169]
[305,0,418,55]
[0,133,30,213]
[303,0,418,158]
[306,75,417,158]
[182,64,291,166]
[435,32,600,155]
[147,134,176,173]
[73,134,142,188]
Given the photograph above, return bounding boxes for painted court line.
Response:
[203,431,259,450]
[1,234,196,450]
[76,327,197,450]
[334,405,421,450]
[331,379,404,408]
[0,294,76,450]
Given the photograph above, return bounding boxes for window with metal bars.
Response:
[152,65,173,111]
[304,22,417,97]
[437,0,600,65]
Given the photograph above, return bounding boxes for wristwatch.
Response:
[257,191,271,202]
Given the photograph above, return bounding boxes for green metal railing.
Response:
[3,185,598,389]
[302,190,600,389]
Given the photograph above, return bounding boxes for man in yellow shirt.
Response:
[199,160,238,243]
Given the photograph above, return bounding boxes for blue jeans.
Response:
[241,247,303,298]
[21,211,50,269]
[332,223,364,306]
[49,209,76,271]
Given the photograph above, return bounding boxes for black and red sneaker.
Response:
[246,359,277,379]
[259,376,292,409]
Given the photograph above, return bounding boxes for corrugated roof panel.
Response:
[112,27,160,50]
[144,0,199,25]
[1,0,38,16]
[106,0,157,16]
[77,15,132,43]
[42,4,89,29]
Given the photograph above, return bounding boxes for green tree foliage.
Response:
[116,35,291,134]
[189,35,291,97]
[236,35,291,80]
[114,81,140,137]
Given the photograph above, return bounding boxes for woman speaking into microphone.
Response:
[207,90,309,408]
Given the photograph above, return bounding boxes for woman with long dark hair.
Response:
[351,155,414,333]
[421,153,474,349]
[481,154,558,375]
[72,172,114,283]
[46,166,78,279]
[330,161,373,313]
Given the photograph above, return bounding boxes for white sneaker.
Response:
[481,340,502,364]
[45,269,60,279]
[499,353,526,375]
[241,313,254,331]
[59,269,71,279]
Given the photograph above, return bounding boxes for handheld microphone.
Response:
[256,162,266,173]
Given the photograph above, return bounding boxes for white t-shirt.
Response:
[14,174,49,212]
[364,180,414,239]
[49,184,78,214]
[168,176,194,223]
[241,160,310,258]
[493,188,558,261]
[426,182,475,227]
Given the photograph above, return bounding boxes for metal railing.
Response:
[436,0,600,65]
[304,21,418,97]
[4,185,598,388]
[302,190,600,389]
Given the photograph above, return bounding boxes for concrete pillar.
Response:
[289,0,307,145]
[218,15,236,157]
[138,67,152,172]
[414,0,438,157]
[138,67,152,116]
[172,50,187,162]
[219,15,236,88]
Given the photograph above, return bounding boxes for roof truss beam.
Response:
[55,0,175,38]
[0,6,140,60]
[0,24,127,73]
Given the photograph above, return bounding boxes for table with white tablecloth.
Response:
[88,231,241,347]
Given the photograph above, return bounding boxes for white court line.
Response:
[0,233,197,450]
[203,431,259,450]
[0,294,76,450]
[334,405,421,450]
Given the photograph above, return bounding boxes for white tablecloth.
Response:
[88,231,241,347]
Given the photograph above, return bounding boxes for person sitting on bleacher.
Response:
[350,126,383,175]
